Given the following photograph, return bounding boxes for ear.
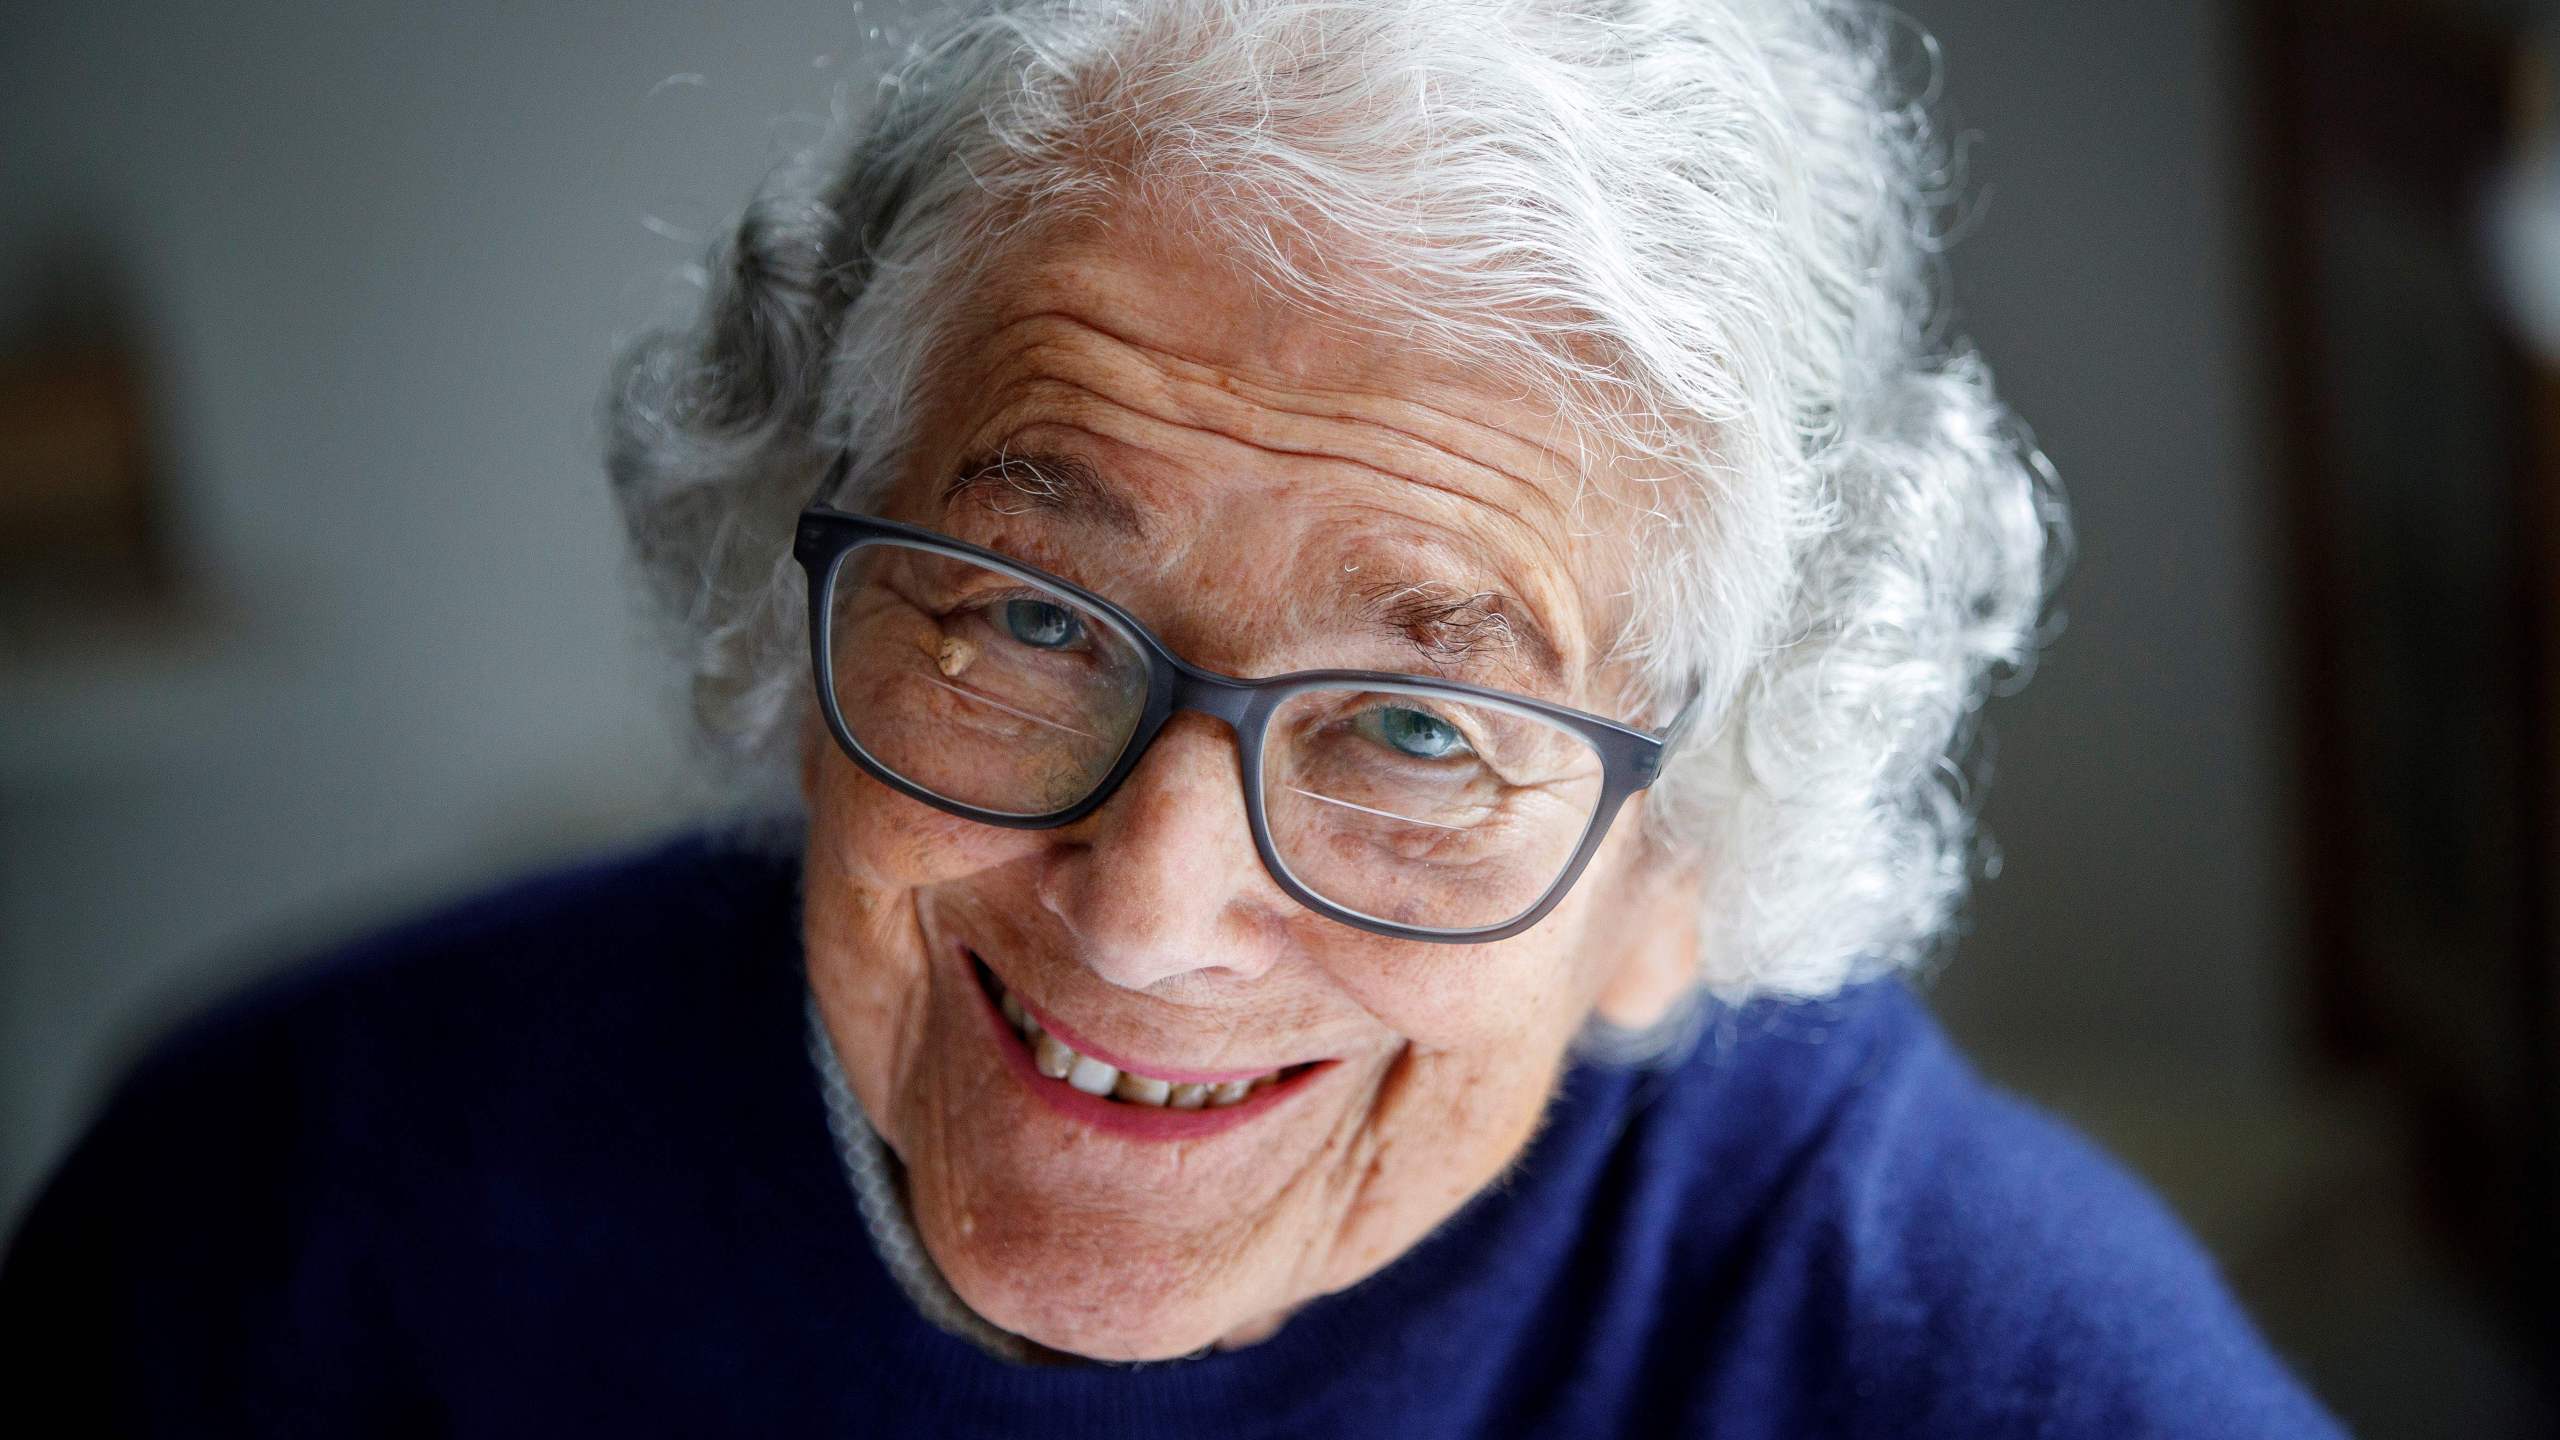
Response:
[1586,836,1703,1032]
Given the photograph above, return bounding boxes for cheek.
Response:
[1319,894,1639,1287]
[1322,921,1605,1057]
[803,753,1051,1148]
[1301,981,1579,1299]
[807,752,1043,888]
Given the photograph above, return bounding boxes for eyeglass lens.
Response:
[827,541,1606,932]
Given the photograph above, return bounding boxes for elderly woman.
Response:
[2,0,2343,1433]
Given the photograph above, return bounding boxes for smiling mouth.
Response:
[968,952,1319,1110]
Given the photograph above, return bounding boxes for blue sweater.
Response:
[1,834,2345,1436]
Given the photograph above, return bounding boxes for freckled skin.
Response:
[802,211,1704,1362]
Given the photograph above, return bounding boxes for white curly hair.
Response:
[605,0,2066,1010]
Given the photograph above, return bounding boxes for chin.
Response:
[931,1234,1260,1362]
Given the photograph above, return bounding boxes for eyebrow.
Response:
[1355,578,1564,690]
[941,447,1566,691]
[943,449,1149,538]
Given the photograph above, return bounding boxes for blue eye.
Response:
[1001,598,1082,650]
[1360,705,1470,760]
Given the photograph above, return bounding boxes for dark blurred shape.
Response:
[2247,0,2558,1383]
[0,236,178,660]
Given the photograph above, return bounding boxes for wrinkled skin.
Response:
[802,211,1703,1362]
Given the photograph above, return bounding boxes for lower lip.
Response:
[965,950,1326,1141]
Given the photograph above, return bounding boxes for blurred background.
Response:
[1,0,2552,1431]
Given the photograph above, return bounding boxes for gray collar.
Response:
[802,989,1053,1365]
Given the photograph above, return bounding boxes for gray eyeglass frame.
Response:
[793,465,1703,943]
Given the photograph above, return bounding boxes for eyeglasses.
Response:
[792,479,1701,943]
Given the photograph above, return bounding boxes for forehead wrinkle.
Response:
[936,297,1611,693]
[962,342,1582,576]
[969,308,1581,528]
[956,363,1583,608]
[985,304,1583,473]
[930,424,1581,694]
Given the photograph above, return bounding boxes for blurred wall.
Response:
[0,0,918,1227]
[1890,2,2302,1079]
[0,0,2299,1237]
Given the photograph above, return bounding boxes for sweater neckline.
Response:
[803,987,1058,1365]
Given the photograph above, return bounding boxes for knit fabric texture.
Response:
[0,834,2347,1436]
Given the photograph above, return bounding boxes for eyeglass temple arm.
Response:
[1642,685,1708,782]
[806,452,854,510]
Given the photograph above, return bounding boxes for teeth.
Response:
[1066,1055,1120,1096]
[1033,1033,1075,1080]
[985,966,1285,1108]
[1113,1073,1172,1105]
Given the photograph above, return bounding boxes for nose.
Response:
[1035,712,1294,991]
